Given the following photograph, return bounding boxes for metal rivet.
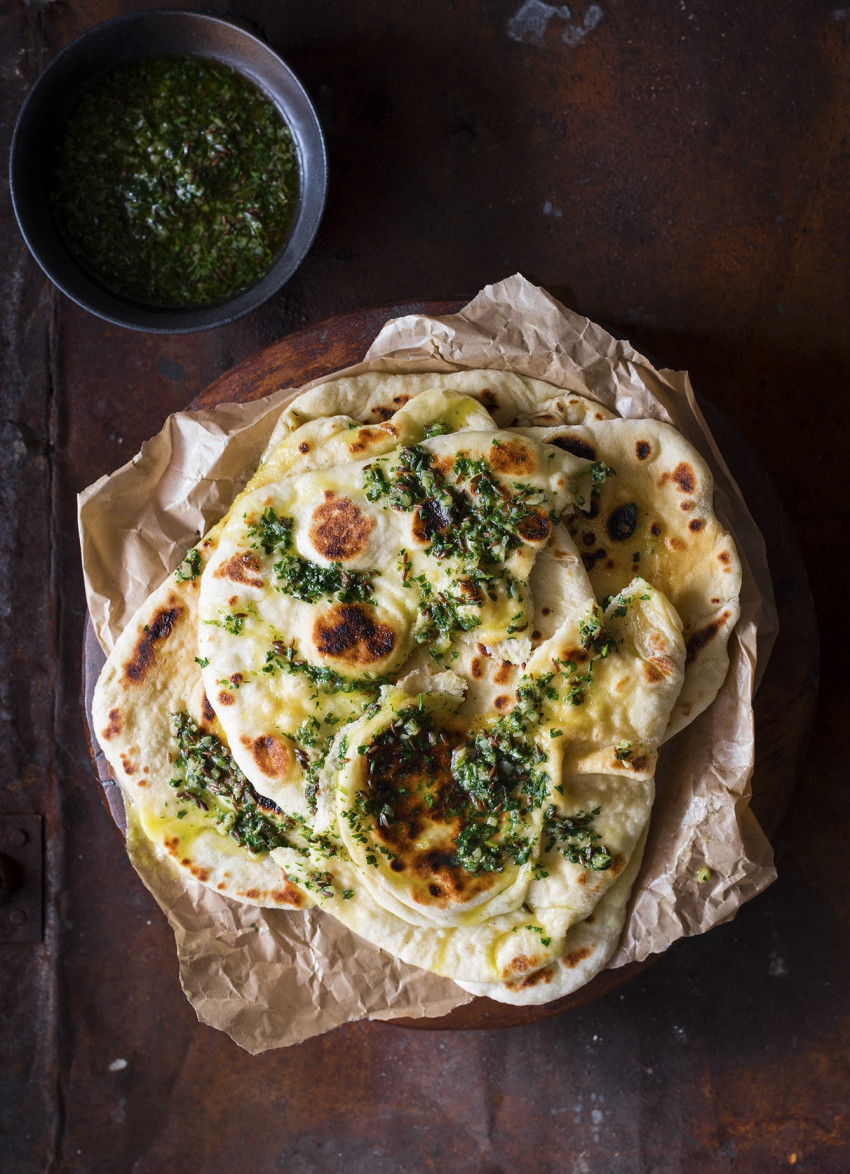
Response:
[0,814,42,943]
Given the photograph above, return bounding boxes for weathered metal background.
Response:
[1,1,846,1170]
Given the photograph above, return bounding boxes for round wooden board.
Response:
[83,301,818,1032]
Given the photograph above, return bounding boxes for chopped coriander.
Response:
[262,641,389,695]
[423,421,452,438]
[168,711,298,855]
[175,548,202,582]
[204,611,246,636]
[274,554,378,605]
[543,805,612,871]
[247,507,293,555]
[591,462,616,497]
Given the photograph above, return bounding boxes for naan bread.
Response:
[197,422,585,808]
[277,369,617,436]
[269,609,678,986]
[92,370,739,1007]
[453,824,649,1005]
[522,420,741,736]
[90,560,313,910]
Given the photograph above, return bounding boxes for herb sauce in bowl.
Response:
[49,55,299,307]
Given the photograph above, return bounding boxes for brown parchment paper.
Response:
[78,274,778,1050]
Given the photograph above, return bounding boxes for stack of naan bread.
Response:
[92,371,741,1005]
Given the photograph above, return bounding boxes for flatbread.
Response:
[90,561,312,910]
[277,369,617,435]
[92,369,738,1005]
[196,421,586,809]
[521,419,742,736]
[268,628,676,986]
[454,823,649,1005]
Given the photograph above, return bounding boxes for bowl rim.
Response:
[9,8,328,334]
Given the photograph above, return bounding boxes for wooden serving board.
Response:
[83,302,818,1031]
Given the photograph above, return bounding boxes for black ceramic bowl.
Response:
[9,10,327,333]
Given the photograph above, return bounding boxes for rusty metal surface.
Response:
[0,815,44,943]
[1,1,847,1171]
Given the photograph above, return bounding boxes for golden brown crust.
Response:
[488,438,537,475]
[213,552,263,588]
[241,733,291,779]
[122,600,183,684]
[309,492,375,561]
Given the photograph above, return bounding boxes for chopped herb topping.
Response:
[363,444,554,656]
[169,711,298,855]
[175,548,202,582]
[344,676,558,879]
[247,506,378,603]
[274,556,377,605]
[371,444,552,565]
[453,674,556,813]
[542,805,613,871]
[204,611,247,636]
[262,640,389,695]
[247,507,293,555]
[574,460,616,507]
[363,461,392,502]
[345,706,538,877]
[609,595,632,618]
[555,609,621,706]
[410,573,482,657]
[284,715,334,812]
[590,461,616,496]
[423,421,452,438]
[304,870,335,897]
[513,923,552,947]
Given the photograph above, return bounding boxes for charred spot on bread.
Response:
[242,733,290,779]
[309,494,375,561]
[214,552,263,588]
[313,603,396,666]
[552,434,596,461]
[660,461,697,494]
[685,612,731,664]
[606,502,638,543]
[488,439,537,476]
[122,602,183,684]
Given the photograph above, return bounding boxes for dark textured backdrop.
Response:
[1,1,846,1171]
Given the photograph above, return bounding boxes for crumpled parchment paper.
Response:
[79,274,778,1050]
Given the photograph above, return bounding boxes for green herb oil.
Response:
[49,55,299,307]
